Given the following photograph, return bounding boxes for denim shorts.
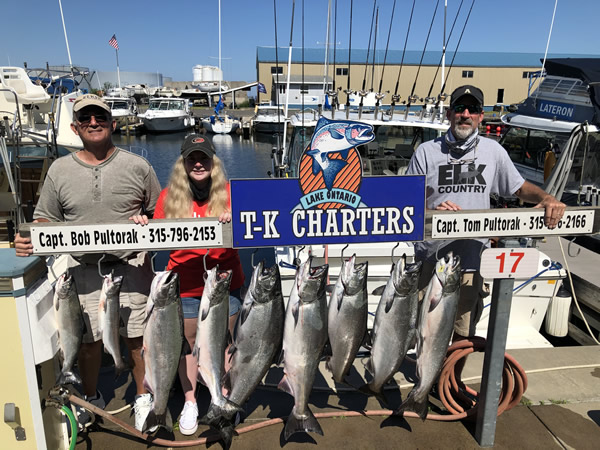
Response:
[181,288,242,319]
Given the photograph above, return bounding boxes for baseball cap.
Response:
[73,94,112,115]
[450,85,484,108]
[181,134,216,159]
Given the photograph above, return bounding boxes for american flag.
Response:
[108,34,119,50]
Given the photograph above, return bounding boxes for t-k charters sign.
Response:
[231,117,425,248]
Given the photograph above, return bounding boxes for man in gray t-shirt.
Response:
[406,85,565,339]
[14,94,161,431]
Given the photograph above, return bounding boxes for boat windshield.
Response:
[501,127,571,171]
[109,101,129,110]
[169,102,184,110]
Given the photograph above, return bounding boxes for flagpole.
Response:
[115,48,121,89]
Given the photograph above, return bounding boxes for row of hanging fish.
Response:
[53,250,462,445]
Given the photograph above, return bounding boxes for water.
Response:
[112,130,280,271]
[112,131,279,187]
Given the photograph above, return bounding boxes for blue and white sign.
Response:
[231,176,425,248]
[537,100,575,121]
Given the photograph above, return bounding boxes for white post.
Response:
[116,49,121,89]
[322,0,331,95]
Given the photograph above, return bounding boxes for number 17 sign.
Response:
[479,248,541,279]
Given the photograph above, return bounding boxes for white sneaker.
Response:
[178,401,199,435]
[134,393,156,432]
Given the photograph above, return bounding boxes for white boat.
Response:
[0,66,83,150]
[500,58,600,206]
[103,96,138,130]
[274,108,567,349]
[201,113,240,134]
[137,97,194,132]
[251,103,288,134]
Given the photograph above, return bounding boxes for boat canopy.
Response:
[544,58,600,125]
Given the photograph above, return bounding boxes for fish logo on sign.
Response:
[296,117,374,210]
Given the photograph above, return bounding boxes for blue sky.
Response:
[5,0,598,83]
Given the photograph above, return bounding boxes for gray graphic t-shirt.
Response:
[406,135,525,270]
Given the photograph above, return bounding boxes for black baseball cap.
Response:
[181,134,216,159]
[450,85,484,108]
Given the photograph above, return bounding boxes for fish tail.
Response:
[143,410,169,433]
[200,399,243,426]
[284,406,323,441]
[358,383,388,408]
[394,389,428,421]
[218,422,236,450]
[57,371,82,386]
[114,359,128,379]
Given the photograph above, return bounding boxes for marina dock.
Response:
[76,344,600,449]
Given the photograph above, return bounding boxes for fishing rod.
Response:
[438,0,476,101]
[374,0,397,120]
[344,0,354,120]
[404,0,441,120]
[359,0,377,120]
[389,0,416,120]
[328,0,338,119]
[422,0,465,121]
[272,0,283,170]
[371,7,378,94]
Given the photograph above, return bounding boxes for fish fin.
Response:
[143,410,169,433]
[315,116,329,131]
[362,329,372,350]
[275,349,284,366]
[311,156,321,175]
[337,293,344,311]
[363,357,374,376]
[218,423,236,450]
[222,370,231,393]
[358,383,389,408]
[57,371,81,386]
[200,301,210,321]
[329,128,344,139]
[114,359,127,379]
[322,159,347,191]
[277,374,294,396]
[239,300,253,325]
[339,148,350,159]
[394,390,428,421]
[384,295,395,313]
[371,285,386,296]
[292,301,300,326]
[284,407,323,441]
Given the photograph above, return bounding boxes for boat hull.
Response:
[141,115,193,132]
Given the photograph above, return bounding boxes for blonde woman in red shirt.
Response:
[153,134,244,435]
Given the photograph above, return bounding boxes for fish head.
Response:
[298,263,329,302]
[341,255,368,296]
[343,122,375,146]
[204,266,233,306]
[149,270,180,308]
[252,262,282,304]
[436,252,462,293]
[55,271,76,299]
[392,255,422,296]
[103,270,124,296]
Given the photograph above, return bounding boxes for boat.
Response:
[251,103,288,134]
[0,66,83,150]
[103,96,139,130]
[136,97,194,132]
[272,106,568,349]
[500,58,600,207]
[201,112,240,134]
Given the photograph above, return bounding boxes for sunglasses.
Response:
[76,113,111,125]
[452,104,483,114]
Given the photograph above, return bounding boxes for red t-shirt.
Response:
[153,184,244,297]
